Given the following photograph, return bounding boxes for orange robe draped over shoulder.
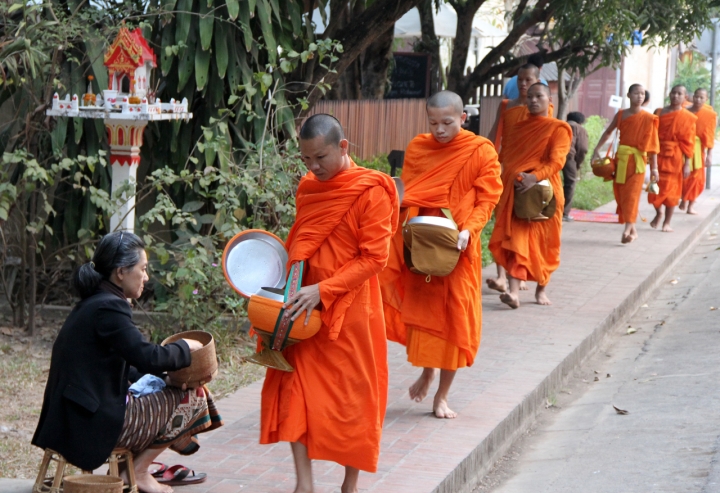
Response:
[683,105,717,202]
[489,116,572,285]
[380,129,502,369]
[613,111,659,223]
[648,109,696,208]
[494,100,554,152]
[260,164,399,473]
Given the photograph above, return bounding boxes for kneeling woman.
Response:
[32,232,222,493]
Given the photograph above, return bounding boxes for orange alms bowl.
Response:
[247,288,322,341]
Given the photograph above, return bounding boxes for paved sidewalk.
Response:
[4,169,719,493]
[150,169,720,493]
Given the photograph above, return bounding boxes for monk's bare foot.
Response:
[519,280,528,290]
[500,292,519,309]
[536,285,552,305]
[628,230,638,242]
[650,212,663,229]
[409,368,437,402]
[134,471,173,493]
[621,233,631,244]
[662,223,674,232]
[486,277,506,292]
[687,206,698,215]
[679,200,687,211]
[433,396,457,419]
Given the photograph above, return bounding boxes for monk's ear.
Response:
[460,112,467,124]
[338,139,349,156]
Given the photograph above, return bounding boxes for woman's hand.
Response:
[514,172,538,193]
[683,159,691,179]
[591,149,600,162]
[457,230,470,251]
[284,284,321,325]
[183,339,204,352]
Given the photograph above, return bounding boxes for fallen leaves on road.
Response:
[670,279,678,285]
[594,376,600,381]
[0,327,12,336]
[711,307,718,311]
[606,374,612,378]
[613,405,629,415]
[627,327,637,335]
[641,303,649,308]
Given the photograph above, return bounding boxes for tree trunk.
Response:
[360,24,395,99]
[17,191,25,327]
[556,67,583,120]
[27,192,36,336]
[417,0,442,94]
[446,1,478,96]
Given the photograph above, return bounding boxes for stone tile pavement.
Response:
[5,168,720,493]
[153,168,720,493]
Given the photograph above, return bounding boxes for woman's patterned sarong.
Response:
[115,385,223,455]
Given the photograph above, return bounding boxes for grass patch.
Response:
[572,172,615,211]
[481,215,495,267]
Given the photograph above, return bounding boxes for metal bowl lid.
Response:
[406,215,457,230]
[222,230,288,298]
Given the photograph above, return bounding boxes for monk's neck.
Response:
[625,105,641,115]
[690,105,703,114]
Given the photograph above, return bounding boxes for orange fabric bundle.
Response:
[648,109,697,208]
[488,116,572,286]
[495,101,554,152]
[260,163,398,472]
[683,105,717,202]
[613,111,660,223]
[380,129,502,368]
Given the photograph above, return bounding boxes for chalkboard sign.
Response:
[386,53,430,99]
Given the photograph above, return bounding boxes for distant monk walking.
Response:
[592,84,659,243]
[487,63,549,293]
[380,91,502,418]
[489,83,571,308]
[649,85,696,232]
[562,111,589,221]
[680,88,716,214]
[260,114,398,493]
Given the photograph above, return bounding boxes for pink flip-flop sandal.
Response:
[149,462,168,478]
[158,465,207,486]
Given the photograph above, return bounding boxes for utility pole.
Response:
[708,21,717,189]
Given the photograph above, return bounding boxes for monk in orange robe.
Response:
[380,91,502,418]
[592,83,659,243]
[486,63,551,292]
[260,114,398,493]
[648,85,697,232]
[489,83,571,308]
[680,88,717,214]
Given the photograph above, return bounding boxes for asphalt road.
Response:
[478,226,720,493]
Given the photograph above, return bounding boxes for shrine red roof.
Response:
[104,26,156,73]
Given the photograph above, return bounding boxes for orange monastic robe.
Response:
[648,109,696,208]
[489,116,571,285]
[494,100,554,151]
[380,129,502,369]
[683,105,717,202]
[613,111,660,223]
[260,164,399,473]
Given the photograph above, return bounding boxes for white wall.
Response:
[622,44,670,110]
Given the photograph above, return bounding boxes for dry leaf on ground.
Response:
[627,327,637,335]
[613,405,629,415]
[670,279,678,285]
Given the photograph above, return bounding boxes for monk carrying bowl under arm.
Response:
[680,88,717,215]
[486,63,550,293]
[591,83,659,244]
[379,90,503,419]
[648,85,697,232]
[259,114,399,493]
[488,83,572,309]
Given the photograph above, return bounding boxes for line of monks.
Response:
[253,67,716,493]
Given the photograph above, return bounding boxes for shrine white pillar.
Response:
[106,119,148,232]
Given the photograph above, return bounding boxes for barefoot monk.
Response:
[649,85,696,232]
[486,63,550,293]
[489,83,571,309]
[260,114,399,493]
[380,90,502,418]
[591,83,659,243]
[680,88,716,215]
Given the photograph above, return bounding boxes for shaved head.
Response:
[299,114,345,146]
[695,88,708,97]
[628,83,643,94]
[529,82,551,97]
[426,90,464,115]
[518,63,540,78]
[671,84,686,94]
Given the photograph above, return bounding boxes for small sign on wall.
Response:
[608,95,623,109]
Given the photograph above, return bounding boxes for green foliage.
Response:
[352,154,391,174]
[671,55,717,108]
[572,176,616,211]
[582,115,609,171]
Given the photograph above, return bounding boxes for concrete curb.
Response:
[437,201,720,493]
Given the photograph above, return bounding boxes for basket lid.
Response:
[222,230,288,298]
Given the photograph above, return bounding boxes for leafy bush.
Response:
[582,115,609,172]
[352,154,391,174]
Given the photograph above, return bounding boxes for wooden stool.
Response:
[33,448,138,493]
